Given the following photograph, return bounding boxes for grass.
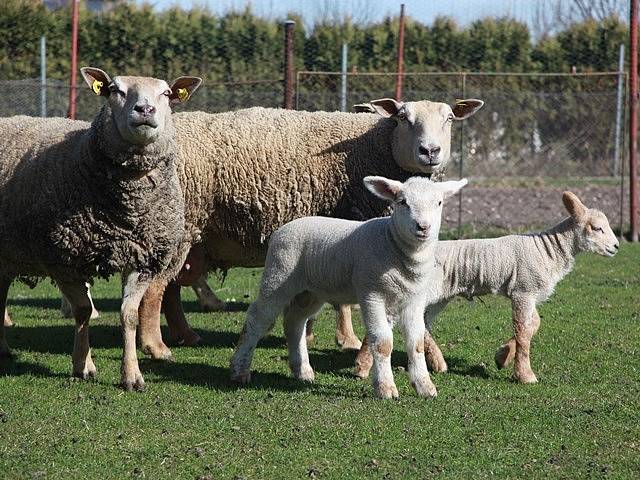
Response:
[1,246,639,479]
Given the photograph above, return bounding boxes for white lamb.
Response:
[230,176,467,399]
[354,191,620,384]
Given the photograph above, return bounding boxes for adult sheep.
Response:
[136,98,484,360]
[0,67,201,391]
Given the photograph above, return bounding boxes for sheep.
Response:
[230,176,468,399]
[352,192,619,384]
[134,98,484,360]
[0,67,201,391]
[3,308,11,327]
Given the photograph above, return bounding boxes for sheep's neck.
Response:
[530,217,579,270]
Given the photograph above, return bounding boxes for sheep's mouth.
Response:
[415,231,431,241]
[604,247,618,256]
[417,156,441,168]
[130,119,158,129]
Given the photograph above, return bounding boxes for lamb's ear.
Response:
[438,178,468,199]
[80,67,112,97]
[562,191,586,219]
[364,176,403,202]
[353,103,376,113]
[368,98,404,118]
[452,99,484,120]
[169,76,203,104]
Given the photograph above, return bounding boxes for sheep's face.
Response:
[80,67,202,147]
[364,176,467,246]
[562,192,619,257]
[366,98,484,177]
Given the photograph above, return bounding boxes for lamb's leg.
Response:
[192,275,225,312]
[353,335,373,379]
[361,299,398,399]
[58,281,97,379]
[335,304,362,351]
[230,297,284,384]
[4,308,13,328]
[399,305,437,398]
[284,293,324,382]
[424,302,448,373]
[0,279,13,357]
[511,296,539,384]
[120,271,152,391]
[162,281,202,346]
[496,307,541,370]
[138,277,173,360]
[60,284,99,319]
[305,316,315,344]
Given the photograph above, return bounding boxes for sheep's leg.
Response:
[496,307,541,370]
[353,335,373,379]
[162,281,202,346]
[58,281,97,379]
[335,304,362,351]
[361,298,397,399]
[60,284,99,320]
[192,275,225,312]
[230,296,285,384]
[305,316,315,344]
[511,296,539,384]
[120,271,151,391]
[399,305,437,398]
[138,277,173,360]
[424,302,448,373]
[283,293,324,382]
[0,279,13,357]
[4,308,13,328]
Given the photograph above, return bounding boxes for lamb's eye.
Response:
[163,90,171,97]
[398,199,407,207]
[397,110,406,121]
[447,113,454,122]
[109,84,124,96]
[438,200,442,206]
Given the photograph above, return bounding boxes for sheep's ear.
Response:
[452,99,484,120]
[368,98,404,118]
[169,76,203,104]
[562,191,586,219]
[438,178,468,199]
[353,103,376,113]
[81,67,112,97]
[364,176,403,202]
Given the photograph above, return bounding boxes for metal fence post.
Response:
[40,35,46,118]
[630,0,638,241]
[394,4,405,101]
[283,20,295,110]
[340,43,348,112]
[613,44,625,177]
[67,0,79,119]
[457,72,466,239]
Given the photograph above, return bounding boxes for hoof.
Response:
[412,378,438,398]
[231,370,252,384]
[142,342,174,361]
[495,344,515,369]
[176,329,202,347]
[516,372,538,384]
[337,336,362,352]
[426,355,448,373]
[121,375,146,392]
[374,382,399,400]
[353,364,371,379]
[3,316,14,328]
[72,369,97,380]
[90,308,100,320]
[292,364,315,382]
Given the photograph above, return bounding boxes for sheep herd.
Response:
[0,68,619,398]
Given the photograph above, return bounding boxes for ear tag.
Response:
[92,80,103,95]
[455,99,467,107]
[177,87,189,102]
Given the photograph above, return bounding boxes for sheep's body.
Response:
[0,115,185,284]
[230,177,467,399]
[355,196,619,384]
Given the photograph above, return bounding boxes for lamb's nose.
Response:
[417,223,431,234]
[418,145,441,158]
[614,243,619,250]
[134,104,155,115]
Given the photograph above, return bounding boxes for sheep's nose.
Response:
[134,104,156,115]
[614,243,619,250]
[417,223,431,234]
[418,144,441,158]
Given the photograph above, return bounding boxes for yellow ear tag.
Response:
[92,80,103,95]
[455,99,467,107]
[177,87,189,102]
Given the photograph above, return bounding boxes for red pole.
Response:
[395,4,406,101]
[283,20,295,110]
[630,0,638,241]
[67,0,79,119]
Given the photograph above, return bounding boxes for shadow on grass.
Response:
[445,355,491,379]
[0,356,67,379]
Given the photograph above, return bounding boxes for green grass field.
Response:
[1,245,639,479]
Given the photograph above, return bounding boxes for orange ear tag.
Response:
[92,80,103,95]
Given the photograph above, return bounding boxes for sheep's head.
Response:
[562,191,619,257]
[363,98,483,177]
[81,67,201,146]
[364,175,467,246]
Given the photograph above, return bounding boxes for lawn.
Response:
[0,245,639,479]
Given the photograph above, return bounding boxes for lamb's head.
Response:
[364,176,467,245]
[81,67,201,147]
[562,191,619,257]
[364,98,483,176]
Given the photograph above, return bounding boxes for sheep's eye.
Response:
[108,84,124,96]
[447,113,454,122]
[397,111,406,121]
[592,226,604,233]
[438,200,442,206]
[163,89,171,97]
[398,199,407,207]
